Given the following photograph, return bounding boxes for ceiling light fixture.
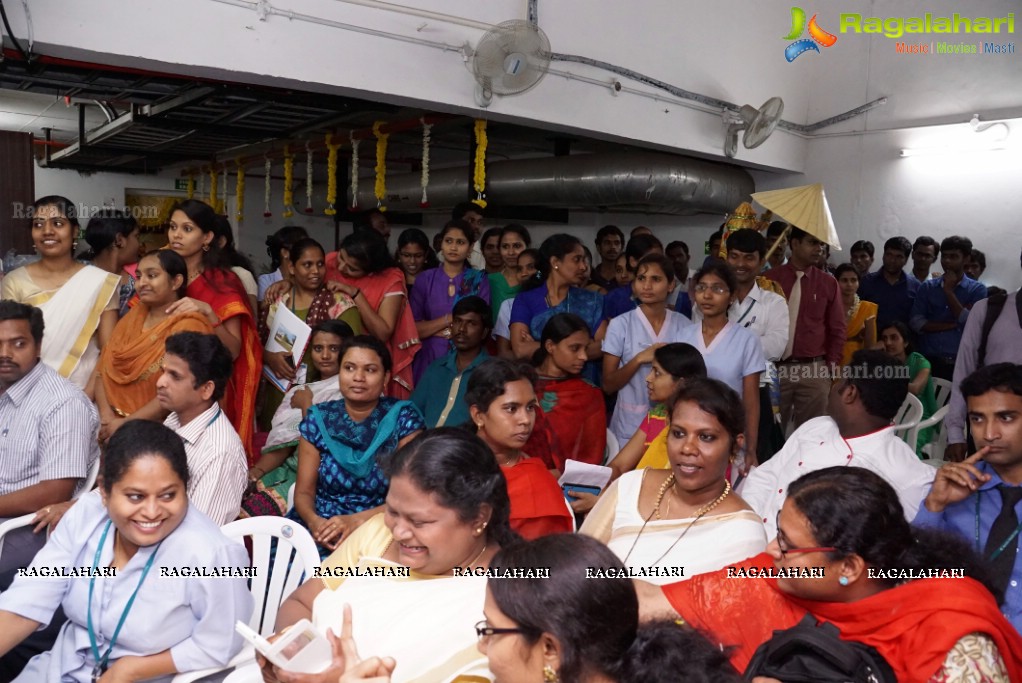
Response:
[900,115,1011,157]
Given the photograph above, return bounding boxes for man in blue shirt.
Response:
[914,363,1022,634]
[858,236,920,332]
[910,235,987,381]
[410,295,491,428]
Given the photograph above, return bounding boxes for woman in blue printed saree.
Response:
[289,336,424,558]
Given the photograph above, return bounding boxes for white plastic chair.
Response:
[892,394,924,446]
[0,455,103,556]
[918,404,950,460]
[603,429,620,466]
[171,516,321,682]
[932,378,953,410]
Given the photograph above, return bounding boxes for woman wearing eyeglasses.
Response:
[676,262,764,473]
[265,428,516,683]
[637,467,1022,682]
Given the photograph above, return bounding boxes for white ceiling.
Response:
[0,89,109,141]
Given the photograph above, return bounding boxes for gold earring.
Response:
[202,244,211,252]
[543,665,559,682]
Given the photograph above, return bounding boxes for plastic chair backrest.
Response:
[220,516,321,636]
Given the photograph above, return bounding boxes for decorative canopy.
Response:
[751,183,840,250]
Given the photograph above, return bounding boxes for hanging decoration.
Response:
[198,169,206,202]
[263,157,272,217]
[420,118,432,209]
[324,133,340,216]
[186,173,195,200]
[373,121,389,211]
[235,159,245,223]
[282,145,295,218]
[472,119,488,208]
[305,141,314,214]
[350,132,361,210]
[208,168,218,212]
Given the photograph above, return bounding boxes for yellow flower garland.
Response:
[283,145,294,218]
[373,121,389,211]
[325,133,341,216]
[186,174,195,200]
[473,119,488,208]
[235,160,245,223]
[208,169,218,210]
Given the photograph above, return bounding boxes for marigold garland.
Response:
[282,145,295,218]
[350,132,360,210]
[263,157,272,217]
[235,160,245,223]
[221,166,228,215]
[208,169,218,211]
[420,119,432,208]
[472,119,488,209]
[324,133,340,216]
[305,141,314,214]
[186,174,195,200]
[373,121,389,212]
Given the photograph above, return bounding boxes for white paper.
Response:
[263,305,313,392]
[558,459,612,490]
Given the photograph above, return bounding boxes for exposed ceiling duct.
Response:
[351,152,753,215]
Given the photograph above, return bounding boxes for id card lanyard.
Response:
[87,520,162,681]
[975,491,1022,561]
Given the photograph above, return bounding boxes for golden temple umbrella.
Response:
[751,183,840,262]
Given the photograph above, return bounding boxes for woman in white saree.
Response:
[580,377,766,584]
[256,428,518,683]
[2,196,119,394]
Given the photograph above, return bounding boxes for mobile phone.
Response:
[236,619,332,674]
[562,483,601,501]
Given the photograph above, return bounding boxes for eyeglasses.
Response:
[693,283,729,295]
[475,620,528,643]
[775,513,837,560]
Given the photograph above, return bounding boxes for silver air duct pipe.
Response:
[350,152,754,215]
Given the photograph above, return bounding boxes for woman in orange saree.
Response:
[164,199,263,463]
[96,251,212,442]
[642,467,1022,682]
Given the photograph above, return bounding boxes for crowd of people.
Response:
[0,193,1019,682]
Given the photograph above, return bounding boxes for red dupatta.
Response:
[325,254,420,398]
[502,457,574,540]
[535,375,607,466]
[663,552,1022,682]
[187,268,262,464]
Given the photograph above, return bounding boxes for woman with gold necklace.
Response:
[581,378,766,584]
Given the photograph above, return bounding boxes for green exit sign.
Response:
[174,179,190,191]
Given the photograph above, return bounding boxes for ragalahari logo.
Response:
[784,7,838,61]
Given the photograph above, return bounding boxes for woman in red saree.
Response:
[317,230,421,398]
[533,312,607,467]
[639,467,1022,682]
[466,358,573,539]
[164,199,262,463]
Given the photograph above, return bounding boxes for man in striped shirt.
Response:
[157,332,248,526]
[0,302,99,577]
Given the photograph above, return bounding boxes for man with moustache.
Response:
[914,363,1022,634]
[857,236,919,331]
[0,301,98,576]
[411,296,492,428]
[591,225,625,290]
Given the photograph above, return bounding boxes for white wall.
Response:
[21,0,1022,288]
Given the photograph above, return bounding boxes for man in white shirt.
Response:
[695,229,789,463]
[740,349,935,538]
[157,332,248,526]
